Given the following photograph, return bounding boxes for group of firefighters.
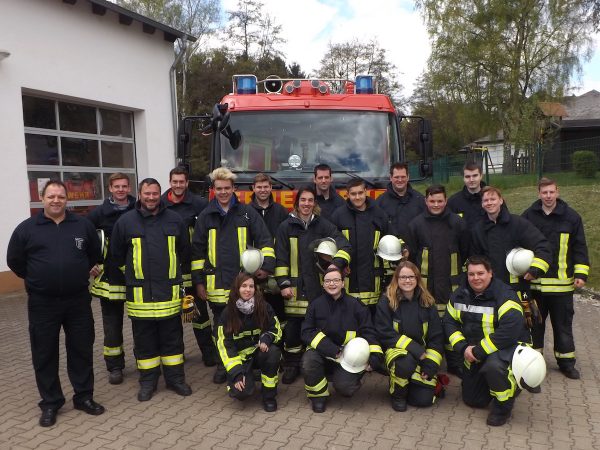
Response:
[7,160,589,429]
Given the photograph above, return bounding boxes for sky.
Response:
[219,0,600,100]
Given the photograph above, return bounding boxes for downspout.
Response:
[170,37,188,161]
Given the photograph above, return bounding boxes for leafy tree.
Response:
[416,0,596,173]
[225,0,285,63]
[316,38,403,103]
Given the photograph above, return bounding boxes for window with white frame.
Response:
[22,94,137,215]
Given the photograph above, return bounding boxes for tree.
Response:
[416,0,596,173]
[117,0,220,115]
[316,38,403,103]
[225,0,285,63]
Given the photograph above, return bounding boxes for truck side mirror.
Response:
[418,119,433,160]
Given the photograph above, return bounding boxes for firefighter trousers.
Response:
[388,352,436,407]
[100,299,125,371]
[283,316,304,367]
[302,349,363,398]
[27,292,95,410]
[461,352,516,408]
[228,346,281,401]
[131,316,185,387]
[191,296,214,358]
[531,292,576,369]
[208,303,226,371]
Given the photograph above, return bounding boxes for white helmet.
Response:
[240,248,264,274]
[377,235,403,261]
[339,337,370,373]
[512,344,546,392]
[506,247,535,276]
[314,238,337,257]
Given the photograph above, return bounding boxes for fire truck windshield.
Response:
[218,110,399,179]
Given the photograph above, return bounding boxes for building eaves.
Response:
[62,0,197,43]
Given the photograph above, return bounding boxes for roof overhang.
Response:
[62,0,197,43]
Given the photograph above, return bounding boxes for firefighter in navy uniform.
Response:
[161,166,216,367]
[447,162,486,228]
[215,273,283,412]
[376,162,425,242]
[375,261,444,412]
[7,180,105,427]
[249,173,289,322]
[275,186,351,384]
[111,178,192,402]
[444,256,531,427]
[330,178,389,314]
[88,172,135,385]
[301,267,383,413]
[313,163,345,220]
[522,178,590,379]
[407,185,469,376]
[471,186,551,294]
[191,168,275,384]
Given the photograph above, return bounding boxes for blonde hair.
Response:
[210,167,237,184]
[386,261,435,310]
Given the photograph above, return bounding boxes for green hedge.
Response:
[572,150,598,178]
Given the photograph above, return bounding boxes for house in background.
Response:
[0,0,195,293]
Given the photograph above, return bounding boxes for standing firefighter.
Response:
[111,178,192,402]
[447,162,486,228]
[161,166,215,367]
[275,186,351,384]
[330,178,389,313]
[7,180,105,427]
[88,172,135,385]
[522,178,590,379]
[191,168,275,384]
[444,256,530,426]
[408,184,469,376]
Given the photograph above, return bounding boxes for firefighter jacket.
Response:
[407,208,469,309]
[249,193,289,237]
[274,213,351,316]
[316,185,345,220]
[111,201,191,320]
[330,198,389,306]
[522,199,590,294]
[162,189,208,289]
[301,290,383,359]
[376,183,425,241]
[8,211,101,298]
[215,303,282,382]
[191,196,275,305]
[444,277,530,362]
[447,183,486,228]
[374,289,444,377]
[88,195,136,301]
[471,204,551,289]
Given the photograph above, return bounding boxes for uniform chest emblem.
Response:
[74,237,85,250]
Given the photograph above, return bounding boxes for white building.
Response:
[1,0,194,293]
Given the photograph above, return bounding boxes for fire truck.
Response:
[177,74,432,207]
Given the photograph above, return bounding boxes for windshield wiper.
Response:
[231,170,295,190]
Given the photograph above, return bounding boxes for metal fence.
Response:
[429,136,600,186]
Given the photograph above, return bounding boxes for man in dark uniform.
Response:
[111,178,192,402]
[192,167,275,384]
[522,178,590,379]
[88,172,135,385]
[376,162,425,242]
[408,184,469,376]
[447,162,486,228]
[161,166,215,367]
[7,179,105,427]
[313,163,345,220]
[249,173,289,322]
[444,255,530,426]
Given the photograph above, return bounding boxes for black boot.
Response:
[486,398,514,427]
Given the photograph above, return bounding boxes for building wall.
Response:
[0,0,178,284]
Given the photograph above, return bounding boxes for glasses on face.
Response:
[323,278,342,285]
[398,275,416,281]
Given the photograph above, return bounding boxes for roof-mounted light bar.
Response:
[233,75,257,94]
